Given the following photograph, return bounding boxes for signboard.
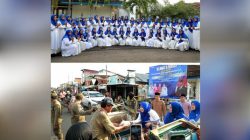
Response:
[148,65,187,98]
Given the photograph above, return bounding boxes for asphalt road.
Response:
[51,107,92,140]
[51,46,200,62]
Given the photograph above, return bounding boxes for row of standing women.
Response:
[51,14,200,57]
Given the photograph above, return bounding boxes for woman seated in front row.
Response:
[61,30,80,57]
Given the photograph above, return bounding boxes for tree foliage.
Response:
[123,0,157,18]
[125,0,200,19]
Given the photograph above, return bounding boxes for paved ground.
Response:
[51,107,92,140]
[51,46,200,62]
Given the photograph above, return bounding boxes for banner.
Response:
[148,65,187,98]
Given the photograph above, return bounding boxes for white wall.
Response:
[72,5,113,18]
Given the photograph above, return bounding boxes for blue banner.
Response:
[148,65,187,98]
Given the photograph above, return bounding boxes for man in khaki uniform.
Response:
[126,92,138,120]
[51,92,63,140]
[71,93,94,125]
[152,92,166,121]
[91,97,129,140]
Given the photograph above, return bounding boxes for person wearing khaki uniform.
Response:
[126,92,138,120]
[71,93,94,125]
[91,97,129,140]
[152,92,166,121]
[51,92,63,140]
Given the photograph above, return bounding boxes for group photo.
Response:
[51,0,200,62]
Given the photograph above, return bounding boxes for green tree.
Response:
[124,0,157,18]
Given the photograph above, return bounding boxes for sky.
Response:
[158,0,200,5]
[51,63,195,88]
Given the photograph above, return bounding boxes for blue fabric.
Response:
[83,31,89,41]
[51,15,57,26]
[163,29,169,36]
[177,30,188,43]
[126,28,131,36]
[72,29,79,39]
[170,29,177,37]
[133,30,139,37]
[74,18,80,26]
[100,16,104,23]
[119,29,125,35]
[140,102,151,128]
[62,30,72,41]
[78,29,84,37]
[189,101,200,122]
[193,16,200,27]
[66,16,71,24]
[140,31,146,37]
[105,29,112,35]
[147,18,152,26]
[91,28,97,39]
[59,14,66,25]
[81,18,86,26]
[89,17,94,25]
[186,20,193,33]
[177,30,188,39]
[94,15,99,23]
[164,102,188,124]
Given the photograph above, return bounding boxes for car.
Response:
[81,91,105,108]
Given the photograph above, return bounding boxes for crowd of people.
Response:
[51,14,200,57]
[51,90,200,140]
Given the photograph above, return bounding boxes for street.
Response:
[51,46,200,62]
[51,107,93,140]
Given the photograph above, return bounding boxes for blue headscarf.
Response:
[105,28,112,35]
[186,18,193,32]
[92,28,96,35]
[147,17,152,25]
[181,19,186,27]
[51,15,57,26]
[117,17,122,24]
[100,16,104,23]
[62,30,72,41]
[172,19,178,26]
[89,17,94,24]
[124,16,129,22]
[130,18,135,25]
[170,28,177,37]
[83,30,89,40]
[66,16,72,24]
[164,102,188,124]
[59,14,66,25]
[97,27,103,34]
[167,18,171,26]
[133,29,139,37]
[140,29,146,37]
[177,29,188,41]
[74,18,80,26]
[140,102,151,128]
[189,101,200,122]
[111,16,116,23]
[72,29,79,38]
[81,18,86,26]
[193,16,200,27]
[112,28,118,36]
[155,29,161,37]
[126,28,131,36]
[94,15,99,23]
[163,29,169,36]
[78,29,84,37]
[119,28,125,35]
[149,29,154,37]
